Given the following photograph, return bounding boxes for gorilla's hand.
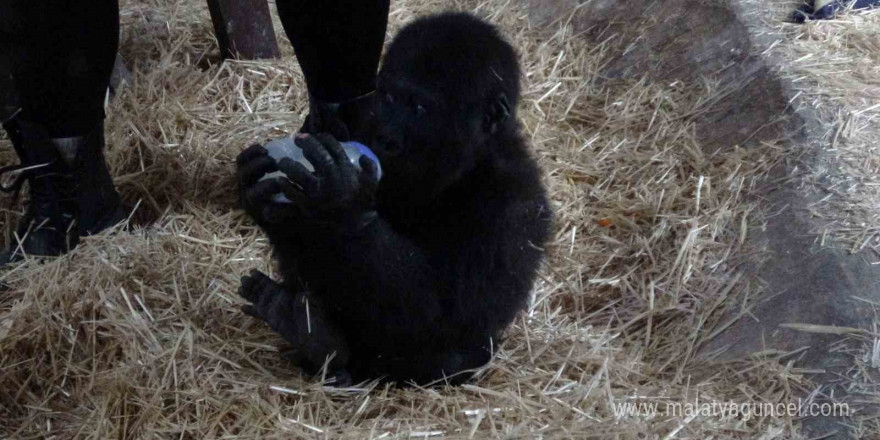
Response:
[279,133,379,233]
[236,144,307,228]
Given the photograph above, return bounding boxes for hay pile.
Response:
[744,3,880,437]
[0,0,834,438]
[789,8,880,256]
[758,1,880,255]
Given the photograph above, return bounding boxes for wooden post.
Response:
[206,0,281,60]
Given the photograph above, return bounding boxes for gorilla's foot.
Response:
[239,269,352,375]
[239,269,292,325]
[0,115,124,265]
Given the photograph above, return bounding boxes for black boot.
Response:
[0,115,124,263]
[299,92,376,143]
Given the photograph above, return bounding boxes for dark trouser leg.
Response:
[0,0,122,262]
[0,0,119,137]
[274,0,390,140]
[0,35,18,121]
[275,0,389,102]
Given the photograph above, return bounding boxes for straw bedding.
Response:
[781,3,880,258]
[1,0,872,438]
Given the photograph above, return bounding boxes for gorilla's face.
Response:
[371,13,520,203]
[373,70,486,200]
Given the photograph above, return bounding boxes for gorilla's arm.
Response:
[235,140,440,337]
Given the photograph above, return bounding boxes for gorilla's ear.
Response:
[485,93,511,134]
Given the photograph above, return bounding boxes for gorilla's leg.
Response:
[238,269,351,382]
[353,344,494,386]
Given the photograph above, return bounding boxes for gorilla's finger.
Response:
[297,134,337,177]
[258,292,284,319]
[246,179,282,205]
[238,155,277,185]
[248,269,273,288]
[249,270,279,311]
[316,133,350,167]
[277,158,319,195]
[277,179,310,207]
[237,144,269,166]
[359,155,379,184]
[242,304,261,319]
[239,275,259,301]
[262,204,302,225]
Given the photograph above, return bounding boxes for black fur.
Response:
[237,12,551,385]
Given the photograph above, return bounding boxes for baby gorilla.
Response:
[236,12,551,385]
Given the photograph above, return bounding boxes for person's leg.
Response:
[0,0,123,262]
[0,35,18,122]
[275,0,390,140]
[2,0,119,137]
[276,0,389,102]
